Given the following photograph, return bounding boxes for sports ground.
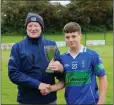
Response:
[1,32,113,104]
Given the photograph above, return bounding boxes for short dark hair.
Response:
[63,22,81,33]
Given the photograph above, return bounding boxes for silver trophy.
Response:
[44,45,58,73]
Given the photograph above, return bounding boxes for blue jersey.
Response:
[59,46,106,104]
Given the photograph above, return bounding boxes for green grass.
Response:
[2,31,113,45]
[1,32,113,104]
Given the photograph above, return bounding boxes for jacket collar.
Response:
[26,34,43,44]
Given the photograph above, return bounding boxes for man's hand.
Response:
[40,85,52,95]
[40,81,64,95]
[38,82,51,93]
[48,60,63,72]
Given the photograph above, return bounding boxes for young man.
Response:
[8,13,63,104]
[47,22,107,104]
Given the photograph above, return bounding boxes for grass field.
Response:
[1,32,113,104]
[1,31,113,45]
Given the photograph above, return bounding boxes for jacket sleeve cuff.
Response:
[37,81,41,90]
[31,79,41,89]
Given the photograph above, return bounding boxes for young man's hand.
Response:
[40,81,65,95]
[48,60,63,72]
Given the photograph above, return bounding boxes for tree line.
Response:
[1,0,113,34]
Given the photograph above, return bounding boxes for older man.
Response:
[8,13,63,104]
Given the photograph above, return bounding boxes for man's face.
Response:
[27,22,42,38]
[65,32,82,48]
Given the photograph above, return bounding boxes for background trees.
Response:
[1,0,113,34]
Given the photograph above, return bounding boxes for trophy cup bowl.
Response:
[44,45,58,73]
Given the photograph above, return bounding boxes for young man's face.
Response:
[27,22,42,38]
[65,32,82,48]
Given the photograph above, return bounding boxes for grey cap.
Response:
[25,13,44,30]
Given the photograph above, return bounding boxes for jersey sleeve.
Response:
[92,51,106,77]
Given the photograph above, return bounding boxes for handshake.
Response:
[39,61,64,95]
[39,83,52,95]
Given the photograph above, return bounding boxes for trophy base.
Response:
[45,69,54,73]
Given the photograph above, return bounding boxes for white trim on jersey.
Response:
[83,47,87,52]
[66,45,86,59]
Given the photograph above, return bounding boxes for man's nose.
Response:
[31,26,36,30]
[69,37,73,41]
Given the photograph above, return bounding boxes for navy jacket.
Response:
[8,36,63,104]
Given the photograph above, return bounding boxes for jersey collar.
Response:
[66,45,86,59]
[66,45,86,54]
